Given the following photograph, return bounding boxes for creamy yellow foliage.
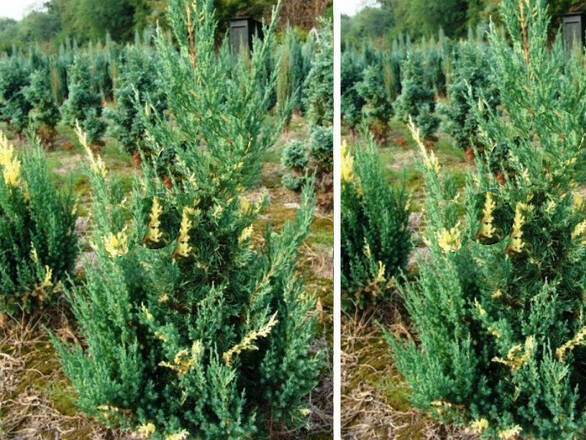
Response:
[479,193,496,239]
[374,261,386,284]
[470,418,489,434]
[239,225,253,243]
[341,141,354,182]
[141,303,154,322]
[137,422,156,437]
[146,197,163,243]
[571,220,586,243]
[498,425,522,440]
[175,207,195,257]
[426,150,441,174]
[2,158,20,187]
[492,336,535,371]
[97,404,124,420]
[431,400,453,408]
[573,192,583,210]
[436,225,461,253]
[430,400,454,416]
[40,266,53,289]
[0,132,21,187]
[488,326,501,338]
[474,298,487,317]
[408,119,440,174]
[165,431,189,440]
[363,241,372,259]
[0,131,14,167]
[76,122,107,178]
[509,203,529,253]
[159,340,203,375]
[98,404,120,413]
[104,231,128,258]
[30,244,39,263]
[154,331,168,342]
[212,204,223,218]
[556,326,586,361]
[239,196,250,213]
[223,312,278,365]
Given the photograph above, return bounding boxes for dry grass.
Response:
[0,312,139,440]
[0,307,331,440]
[341,308,477,440]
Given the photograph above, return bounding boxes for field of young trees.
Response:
[342,0,586,439]
[0,0,333,438]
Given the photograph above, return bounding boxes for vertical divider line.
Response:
[332,1,341,438]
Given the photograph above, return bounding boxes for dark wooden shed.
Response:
[562,12,585,49]
[229,18,263,53]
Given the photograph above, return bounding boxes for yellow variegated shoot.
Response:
[146,197,163,243]
[479,192,496,239]
[340,141,354,182]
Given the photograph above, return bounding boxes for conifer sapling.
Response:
[54,1,322,438]
[394,52,439,141]
[341,139,410,309]
[0,132,77,315]
[24,67,61,145]
[389,1,586,438]
[61,54,107,146]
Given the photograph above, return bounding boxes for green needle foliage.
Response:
[394,52,440,140]
[309,125,333,174]
[91,45,114,101]
[383,51,404,102]
[24,67,61,145]
[281,126,333,193]
[0,54,32,135]
[276,26,305,126]
[440,42,500,154]
[61,54,107,146]
[341,139,410,310]
[303,19,333,128]
[341,50,366,130]
[356,63,394,139]
[422,45,447,96]
[389,1,586,438]
[106,45,166,157]
[281,139,309,191]
[54,1,321,438]
[0,132,77,315]
[282,23,333,195]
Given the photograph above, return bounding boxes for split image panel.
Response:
[341,1,586,439]
[0,0,585,439]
